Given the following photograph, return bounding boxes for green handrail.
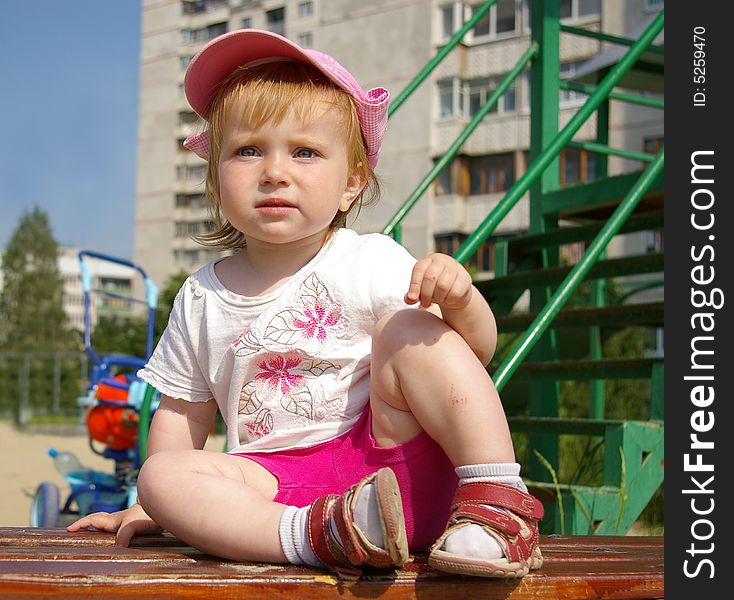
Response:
[453,9,664,264]
[559,81,664,110]
[388,0,498,118]
[138,383,156,462]
[382,42,539,237]
[494,148,664,392]
[566,140,655,163]
[560,24,664,55]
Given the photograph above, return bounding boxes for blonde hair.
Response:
[195,61,380,249]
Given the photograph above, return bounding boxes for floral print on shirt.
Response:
[232,273,347,441]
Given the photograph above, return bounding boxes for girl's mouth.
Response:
[256,198,296,208]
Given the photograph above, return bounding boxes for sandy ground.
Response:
[0,420,225,527]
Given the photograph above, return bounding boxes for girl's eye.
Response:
[295,148,317,159]
[237,147,258,157]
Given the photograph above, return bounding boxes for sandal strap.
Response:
[454,505,521,536]
[451,505,536,563]
[307,494,351,569]
[452,482,544,521]
[305,468,407,573]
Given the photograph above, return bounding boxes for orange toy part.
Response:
[95,374,130,402]
[86,375,139,450]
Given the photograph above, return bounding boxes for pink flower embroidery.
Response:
[255,354,305,397]
[246,420,271,438]
[292,301,341,343]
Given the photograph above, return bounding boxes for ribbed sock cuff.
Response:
[278,505,302,565]
[455,462,521,478]
[455,462,527,492]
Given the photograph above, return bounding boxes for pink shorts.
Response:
[232,406,458,550]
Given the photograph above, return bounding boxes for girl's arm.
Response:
[148,395,218,454]
[67,395,218,545]
[406,253,497,366]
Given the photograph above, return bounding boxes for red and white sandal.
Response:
[307,467,409,574]
[428,481,544,578]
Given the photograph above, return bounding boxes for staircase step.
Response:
[498,357,663,381]
[476,253,663,296]
[504,211,663,256]
[542,171,664,221]
[496,301,663,332]
[508,416,662,436]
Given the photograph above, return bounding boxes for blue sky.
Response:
[0,1,141,259]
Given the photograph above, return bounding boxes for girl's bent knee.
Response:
[374,309,449,350]
[137,451,188,500]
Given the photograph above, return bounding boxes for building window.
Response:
[471,0,517,39]
[438,79,457,118]
[433,153,517,195]
[176,165,207,183]
[643,135,664,154]
[180,55,194,70]
[440,3,460,40]
[178,110,200,125]
[560,0,601,21]
[467,76,517,116]
[439,77,517,119]
[559,148,597,185]
[434,232,495,273]
[181,0,228,15]
[297,32,313,47]
[435,163,454,196]
[182,0,206,15]
[559,62,587,106]
[266,7,286,36]
[434,232,468,256]
[643,0,664,12]
[241,17,253,29]
[174,249,201,266]
[495,0,516,33]
[175,220,214,238]
[298,1,313,17]
[182,21,228,44]
[175,193,206,208]
[469,153,515,194]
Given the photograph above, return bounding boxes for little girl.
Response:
[68,29,543,579]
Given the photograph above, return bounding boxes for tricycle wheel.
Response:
[30,482,61,527]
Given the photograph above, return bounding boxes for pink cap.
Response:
[183,29,389,168]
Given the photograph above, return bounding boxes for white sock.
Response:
[443,463,526,560]
[278,505,321,567]
[279,483,385,567]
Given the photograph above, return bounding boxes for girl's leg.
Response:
[369,309,543,577]
[369,308,514,464]
[136,449,286,562]
[137,448,409,572]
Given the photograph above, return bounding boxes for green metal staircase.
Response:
[382,0,664,535]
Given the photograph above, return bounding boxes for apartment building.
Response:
[59,247,137,332]
[134,0,664,287]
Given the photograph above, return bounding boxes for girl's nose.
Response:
[260,153,288,186]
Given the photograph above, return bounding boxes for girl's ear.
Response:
[339,170,367,212]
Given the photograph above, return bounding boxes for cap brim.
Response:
[186,29,330,117]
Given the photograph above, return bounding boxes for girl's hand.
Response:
[405,253,473,311]
[66,502,163,547]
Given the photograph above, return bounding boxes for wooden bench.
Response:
[0,527,662,598]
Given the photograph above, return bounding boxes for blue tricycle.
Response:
[30,251,160,528]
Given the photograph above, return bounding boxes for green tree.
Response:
[154,270,190,343]
[0,207,78,352]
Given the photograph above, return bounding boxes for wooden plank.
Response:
[0,528,663,599]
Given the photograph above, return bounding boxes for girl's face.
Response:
[217,100,364,251]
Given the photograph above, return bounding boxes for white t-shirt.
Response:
[138,229,418,454]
